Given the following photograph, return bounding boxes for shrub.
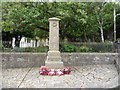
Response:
[1,42,115,53]
[0,44,3,52]
[60,44,76,52]
[13,46,49,52]
[77,46,90,52]
[13,47,33,52]
[60,42,115,53]
[90,43,115,52]
[32,46,48,52]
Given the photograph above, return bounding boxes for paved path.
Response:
[2,64,118,88]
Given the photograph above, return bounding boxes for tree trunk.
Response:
[35,39,38,47]
[64,37,68,43]
[100,25,104,43]
[15,35,22,47]
[114,8,116,41]
[84,34,88,42]
[93,36,95,42]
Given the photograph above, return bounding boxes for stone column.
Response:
[45,18,64,69]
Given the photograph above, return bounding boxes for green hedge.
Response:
[1,43,115,53]
[2,46,48,52]
[60,43,115,53]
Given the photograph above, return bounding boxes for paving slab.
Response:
[18,67,47,88]
[2,67,31,88]
[2,64,118,88]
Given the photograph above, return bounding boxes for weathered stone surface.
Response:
[2,53,118,68]
[46,18,63,69]
[2,53,47,68]
[19,67,47,88]
[48,18,60,51]
[2,65,118,88]
[2,67,30,88]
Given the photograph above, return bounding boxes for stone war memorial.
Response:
[2,17,119,88]
[1,2,120,89]
[45,18,64,69]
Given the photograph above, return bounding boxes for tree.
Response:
[89,2,118,42]
[2,2,50,47]
[2,2,120,47]
[2,2,89,44]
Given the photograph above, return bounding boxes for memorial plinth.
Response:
[45,18,64,69]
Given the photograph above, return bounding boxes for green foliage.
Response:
[14,47,33,52]
[0,43,3,51]
[90,43,115,53]
[104,40,113,44]
[2,42,115,53]
[2,46,48,52]
[80,43,115,53]
[76,46,90,52]
[2,2,120,43]
[60,42,115,53]
[31,46,48,52]
[60,44,76,52]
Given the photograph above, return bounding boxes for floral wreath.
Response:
[39,66,71,76]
